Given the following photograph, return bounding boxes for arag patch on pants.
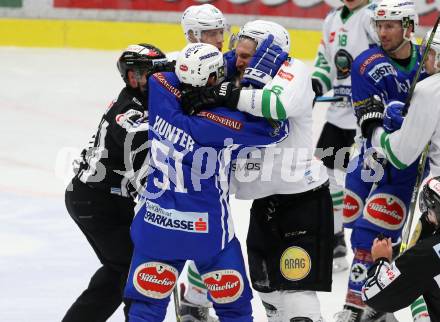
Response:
[279,246,311,281]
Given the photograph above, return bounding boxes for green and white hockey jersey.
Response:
[231,58,329,199]
[312,2,379,130]
[372,73,440,176]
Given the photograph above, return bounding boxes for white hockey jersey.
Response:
[231,58,329,200]
[372,73,440,176]
[312,2,379,130]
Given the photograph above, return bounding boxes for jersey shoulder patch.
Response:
[152,72,181,99]
[197,110,243,131]
[354,49,386,75]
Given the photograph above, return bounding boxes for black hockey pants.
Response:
[62,177,135,322]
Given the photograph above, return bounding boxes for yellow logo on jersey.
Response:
[280,246,311,281]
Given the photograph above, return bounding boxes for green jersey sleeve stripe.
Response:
[262,89,273,119]
[312,71,331,91]
[275,92,287,120]
[314,53,331,73]
[380,132,407,170]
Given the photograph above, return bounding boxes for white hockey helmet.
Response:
[236,20,291,53]
[181,4,226,43]
[373,0,418,30]
[175,43,225,87]
[421,27,440,73]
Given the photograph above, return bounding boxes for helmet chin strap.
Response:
[388,27,412,55]
[388,27,412,54]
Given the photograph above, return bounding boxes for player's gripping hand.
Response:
[355,95,385,139]
[181,82,240,115]
[383,100,405,133]
[371,237,392,262]
[241,34,289,89]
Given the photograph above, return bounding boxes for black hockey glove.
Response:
[355,95,384,139]
[311,78,324,97]
[181,82,240,115]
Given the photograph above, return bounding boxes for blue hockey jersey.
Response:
[351,44,427,106]
[344,44,429,240]
[131,72,289,261]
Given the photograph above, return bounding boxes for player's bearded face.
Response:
[375,21,405,53]
[235,38,257,80]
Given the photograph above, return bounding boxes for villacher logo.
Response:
[202,269,244,304]
[365,193,406,230]
[343,190,363,223]
[133,262,178,299]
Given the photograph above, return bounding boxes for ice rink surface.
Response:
[0,47,412,321]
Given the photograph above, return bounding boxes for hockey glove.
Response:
[223,49,238,81]
[383,100,405,133]
[241,34,289,89]
[311,78,324,97]
[181,82,240,115]
[355,95,385,139]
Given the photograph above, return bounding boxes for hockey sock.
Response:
[345,249,374,310]
[184,261,210,307]
[411,296,431,322]
[259,290,323,322]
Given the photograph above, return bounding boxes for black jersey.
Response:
[75,86,149,198]
[362,232,440,321]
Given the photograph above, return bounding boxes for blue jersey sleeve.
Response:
[351,49,387,107]
[186,109,288,148]
[149,72,288,149]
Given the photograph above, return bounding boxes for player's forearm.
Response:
[236,88,287,120]
[372,114,432,170]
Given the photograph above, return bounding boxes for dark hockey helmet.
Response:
[117,44,168,84]
[420,177,440,226]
